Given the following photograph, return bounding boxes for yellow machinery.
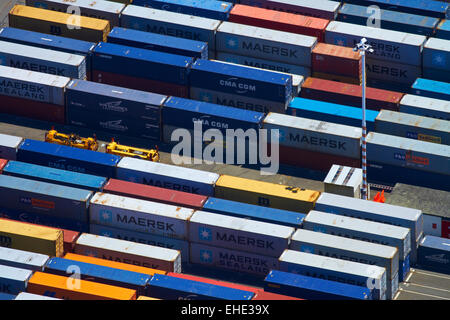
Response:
[106,138,160,162]
[45,127,98,151]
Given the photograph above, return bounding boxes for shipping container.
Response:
[365,58,421,86]
[300,77,404,111]
[119,5,221,50]
[239,0,341,20]
[287,98,378,132]
[411,78,450,101]
[263,112,362,159]
[43,257,151,296]
[3,161,107,191]
[17,139,121,177]
[216,51,311,79]
[89,192,194,240]
[417,236,450,274]
[107,27,208,59]
[264,270,373,300]
[0,65,70,106]
[436,20,450,40]
[90,224,190,263]
[399,254,410,282]
[311,72,360,85]
[251,290,302,300]
[0,293,16,300]
[375,110,450,145]
[311,43,361,79]
[279,249,387,300]
[216,21,316,67]
[422,66,450,83]
[132,0,233,20]
[189,242,280,276]
[189,211,294,257]
[323,165,362,198]
[325,21,426,66]
[25,0,125,27]
[423,38,450,75]
[214,174,319,213]
[74,233,181,272]
[14,292,61,300]
[8,5,110,43]
[63,253,166,276]
[0,174,92,223]
[0,219,63,257]
[0,159,6,174]
[0,265,33,295]
[303,210,411,261]
[0,134,23,161]
[203,197,305,229]
[27,271,136,300]
[147,274,254,300]
[116,157,219,196]
[0,247,49,272]
[137,296,160,300]
[337,3,440,37]
[229,4,329,41]
[399,95,449,121]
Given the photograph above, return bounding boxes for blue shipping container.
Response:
[0,265,33,295]
[411,78,450,105]
[0,292,15,300]
[43,257,151,296]
[132,0,234,20]
[0,175,92,223]
[147,274,254,300]
[3,161,106,192]
[417,236,450,274]
[92,42,193,85]
[17,139,121,178]
[264,270,373,300]
[287,97,378,131]
[189,59,293,104]
[399,254,410,282]
[203,197,305,229]
[107,27,208,60]
[436,20,450,40]
[422,38,450,73]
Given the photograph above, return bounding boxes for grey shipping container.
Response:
[0,265,33,295]
[0,133,23,161]
[0,247,50,272]
[366,57,421,85]
[14,292,61,300]
[323,165,362,198]
[399,94,450,121]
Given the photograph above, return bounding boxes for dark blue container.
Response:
[411,78,450,101]
[3,160,107,192]
[0,27,96,79]
[203,197,305,229]
[189,59,293,103]
[92,42,193,85]
[0,292,15,300]
[66,79,166,121]
[264,270,373,300]
[417,236,450,274]
[17,139,121,178]
[132,0,234,21]
[436,20,450,40]
[107,27,208,59]
[43,257,151,296]
[147,274,254,300]
[399,254,410,282]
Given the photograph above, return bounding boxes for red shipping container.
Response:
[92,70,189,98]
[103,179,208,210]
[0,217,80,254]
[312,43,361,78]
[228,4,329,42]
[252,290,302,300]
[0,159,7,174]
[300,77,404,111]
[0,94,64,124]
[312,72,360,85]
[442,220,450,239]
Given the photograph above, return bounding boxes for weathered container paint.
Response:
[0,265,33,295]
[0,133,23,161]
[365,58,421,86]
[0,247,49,272]
[399,95,449,121]
[311,43,361,78]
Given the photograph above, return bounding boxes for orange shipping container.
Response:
[312,71,361,85]
[27,271,137,300]
[312,43,362,79]
[228,4,329,42]
[0,159,7,173]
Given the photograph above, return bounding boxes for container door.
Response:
[442,220,450,239]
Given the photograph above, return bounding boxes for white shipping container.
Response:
[0,65,70,105]
[0,247,50,271]
[323,165,362,198]
[14,292,61,300]
[0,133,23,160]
[188,211,295,257]
[0,265,33,295]
[74,233,182,273]
[399,94,450,121]
[263,112,362,158]
[216,21,317,67]
[89,192,194,240]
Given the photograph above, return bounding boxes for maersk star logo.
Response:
[225,37,239,50]
[301,245,315,254]
[200,249,213,263]
[199,91,213,103]
[432,53,446,67]
[335,36,347,47]
[199,227,212,241]
[100,230,113,237]
[313,226,327,234]
[85,250,98,257]
[99,210,113,223]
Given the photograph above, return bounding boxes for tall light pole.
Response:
[354,38,374,201]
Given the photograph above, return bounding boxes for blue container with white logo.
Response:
[147,274,254,300]
[411,78,450,101]
[17,139,121,178]
[264,270,373,300]
[92,42,193,85]
[107,27,208,60]
[189,59,293,104]
[132,0,234,20]
[436,20,450,40]
[417,236,450,274]
[422,38,450,74]
[3,161,107,192]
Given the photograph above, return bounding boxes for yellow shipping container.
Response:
[214,175,320,213]
[8,5,110,43]
[137,296,161,300]
[312,72,362,85]
[0,219,63,257]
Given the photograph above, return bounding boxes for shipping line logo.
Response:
[200,249,213,263]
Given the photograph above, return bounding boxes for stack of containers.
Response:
[65,79,167,141]
[399,94,450,121]
[0,133,23,161]
[0,265,33,296]
[411,78,450,101]
[324,21,427,91]
[436,20,450,40]
[422,38,450,82]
